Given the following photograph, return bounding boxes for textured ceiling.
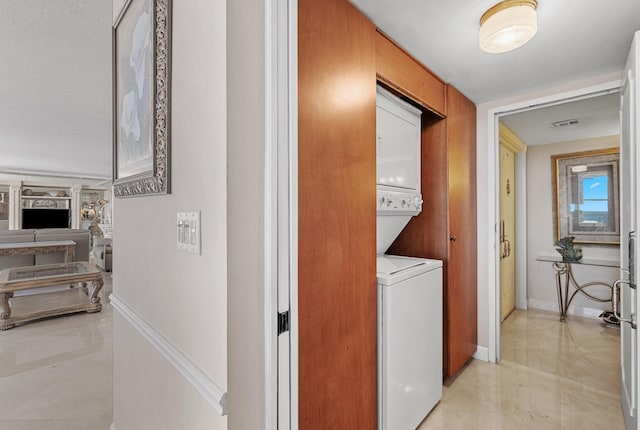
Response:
[1,1,637,177]
[0,0,112,178]
[350,0,638,145]
[351,0,640,104]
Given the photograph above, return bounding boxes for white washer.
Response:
[377,255,443,430]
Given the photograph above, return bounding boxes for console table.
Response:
[536,255,619,321]
[0,262,104,330]
[0,240,76,262]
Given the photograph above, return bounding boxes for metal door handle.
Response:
[613,279,636,328]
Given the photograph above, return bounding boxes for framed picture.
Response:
[551,148,620,244]
[112,0,171,197]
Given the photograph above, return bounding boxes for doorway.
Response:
[495,94,622,399]
[485,78,623,364]
[498,124,526,322]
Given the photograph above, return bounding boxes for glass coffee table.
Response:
[0,262,104,330]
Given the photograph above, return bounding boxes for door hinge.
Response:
[278,310,290,335]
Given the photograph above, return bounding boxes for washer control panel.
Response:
[377,190,423,214]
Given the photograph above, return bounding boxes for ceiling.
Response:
[351,0,640,104]
[0,1,638,175]
[500,92,621,146]
[0,0,112,179]
[350,0,640,146]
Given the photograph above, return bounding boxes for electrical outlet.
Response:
[177,211,201,254]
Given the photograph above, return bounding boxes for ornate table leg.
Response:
[552,262,569,320]
[65,245,75,263]
[563,264,572,318]
[550,260,614,321]
[86,277,104,313]
[0,292,14,330]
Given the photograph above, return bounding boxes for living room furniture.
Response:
[0,229,90,271]
[2,183,111,230]
[35,229,90,264]
[536,255,618,320]
[91,237,112,272]
[0,240,76,263]
[0,261,104,330]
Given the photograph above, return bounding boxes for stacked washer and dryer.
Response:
[376,86,443,430]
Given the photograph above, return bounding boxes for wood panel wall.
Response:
[387,86,477,379]
[375,31,447,117]
[298,0,377,428]
[445,85,477,375]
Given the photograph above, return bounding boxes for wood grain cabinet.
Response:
[388,84,477,379]
[298,1,477,427]
[298,0,378,428]
[375,31,447,117]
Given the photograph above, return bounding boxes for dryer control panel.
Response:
[377,190,423,215]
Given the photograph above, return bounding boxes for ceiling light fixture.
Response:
[479,0,538,54]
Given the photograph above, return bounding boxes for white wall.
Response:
[111,1,228,429]
[476,71,622,351]
[526,136,620,316]
[226,0,267,428]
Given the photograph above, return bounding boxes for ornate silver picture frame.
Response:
[112,0,171,197]
[551,148,620,245]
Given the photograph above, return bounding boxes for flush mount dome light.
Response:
[479,0,538,54]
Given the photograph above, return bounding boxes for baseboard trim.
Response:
[110,294,228,416]
[473,345,489,362]
[527,298,605,319]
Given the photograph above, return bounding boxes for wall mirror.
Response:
[551,147,620,244]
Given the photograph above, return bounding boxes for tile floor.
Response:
[0,274,113,430]
[418,308,624,430]
[0,286,624,430]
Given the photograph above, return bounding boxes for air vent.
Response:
[551,118,580,128]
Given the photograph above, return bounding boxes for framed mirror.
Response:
[551,147,620,244]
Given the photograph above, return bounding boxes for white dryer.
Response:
[376,85,423,255]
[377,255,443,430]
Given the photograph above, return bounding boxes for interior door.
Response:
[620,30,639,430]
[445,85,478,377]
[499,144,516,321]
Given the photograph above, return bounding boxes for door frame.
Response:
[265,0,298,428]
[486,79,622,363]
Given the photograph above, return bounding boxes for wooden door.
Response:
[298,0,377,428]
[445,85,477,377]
[499,144,516,321]
[387,86,476,379]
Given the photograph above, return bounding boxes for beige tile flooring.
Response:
[0,287,624,430]
[0,275,113,430]
[418,308,624,430]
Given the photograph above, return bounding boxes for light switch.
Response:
[177,211,201,254]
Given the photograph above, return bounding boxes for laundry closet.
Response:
[298,0,477,428]
[376,85,443,429]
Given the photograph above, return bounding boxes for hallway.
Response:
[0,290,624,430]
[419,308,623,429]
